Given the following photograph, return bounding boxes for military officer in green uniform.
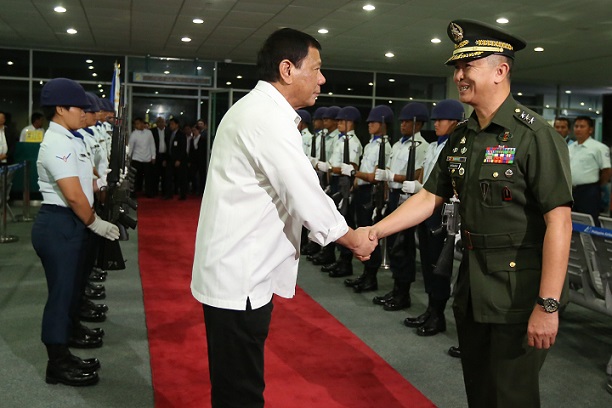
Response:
[368,19,572,408]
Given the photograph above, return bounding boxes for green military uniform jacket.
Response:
[425,95,573,324]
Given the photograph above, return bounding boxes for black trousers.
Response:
[31,205,89,345]
[132,160,155,197]
[354,184,382,268]
[417,210,450,300]
[572,183,601,226]
[203,299,273,408]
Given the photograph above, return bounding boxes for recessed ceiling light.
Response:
[534,47,544,52]
[226,81,232,85]
[368,82,374,86]
[66,28,77,34]
[517,92,523,96]
[328,92,333,95]
[496,17,509,24]
[565,90,572,94]
[388,78,395,82]
[347,87,352,91]
[546,104,550,108]
[433,103,437,106]
[181,37,192,42]
[98,89,103,93]
[97,84,102,88]
[155,91,159,94]
[409,97,413,100]
[388,100,393,104]
[363,4,376,11]
[101,94,106,98]
[92,73,97,77]
[431,38,441,44]
[580,102,585,106]
[88,65,94,70]
[236,75,242,79]
[86,59,93,63]
[385,52,395,58]
[164,71,170,74]
[7,61,13,66]
[193,18,204,24]
[318,28,328,34]
[197,66,202,70]
[596,110,600,114]
[54,6,66,13]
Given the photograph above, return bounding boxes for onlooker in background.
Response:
[554,117,573,145]
[128,117,156,197]
[0,111,7,163]
[151,117,170,197]
[569,115,612,226]
[165,118,188,200]
[20,112,45,142]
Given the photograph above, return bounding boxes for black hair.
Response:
[575,115,594,128]
[31,112,44,123]
[169,117,180,126]
[256,28,321,82]
[554,117,572,128]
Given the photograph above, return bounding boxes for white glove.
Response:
[118,167,127,186]
[87,214,120,241]
[374,168,394,182]
[308,156,319,168]
[125,145,130,155]
[402,180,423,194]
[317,161,330,172]
[340,163,354,176]
[96,169,111,190]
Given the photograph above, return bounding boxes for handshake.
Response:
[344,226,380,261]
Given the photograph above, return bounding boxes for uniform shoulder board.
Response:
[513,105,545,131]
[456,118,468,127]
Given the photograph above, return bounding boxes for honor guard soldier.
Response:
[310,106,342,266]
[322,106,363,277]
[343,105,392,290]
[297,109,313,155]
[403,99,464,336]
[372,103,430,310]
[369,19,572,408]
[32,78,120,387]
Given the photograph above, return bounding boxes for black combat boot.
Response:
[344,273,366,287]
[328,259,353,278]
[301,241,321,256]
[311,246,336,265]
[353,268,378,293]
[321,261,340,273]
[383,282,411,311]
[416,298,447,336]
[404,294,432,327]
[373,281,399,305]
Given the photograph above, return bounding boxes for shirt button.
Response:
[509,261,516,268]
[493,172,499,178]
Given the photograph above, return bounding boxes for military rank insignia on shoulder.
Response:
[513,106,544,130]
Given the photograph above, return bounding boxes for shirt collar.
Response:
[255,80,301,126]
[466,94,516,133]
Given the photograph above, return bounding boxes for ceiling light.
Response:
[496,17,509,24]
[39,80,43,85]
[98,89,103,93]
[363,5,376,11]
[409,97,413,100]
[565,90,572,94]
[433,103,437,106]
[517,92,523,96]
[7,61,13,66]
[534,47,544,52]
[101,94,106,98]
[596,110,600,114]
[236,75,242,79]
[54,6,67,13]
[388,100,393,104]
[328,92,333,95]
[226,81,232,85]
[431,38,441,44]
[588,107,592,111]
[318,28,329,34]
[368,82,374,86]
[155,91,159,94]
[347,88,353,91]
[86,59,93,63]
[181,37,192,42]
[580,102,585,106]
[193,18,204,24]
[98,84,102,88]
[385,52,395,58]
[197,66,202,70]
[546,104,550,108]
[164,70,170,74]
[388,78,395,82]
[66,28,77,34]
[92,73,97,77]
[88,65,94,69]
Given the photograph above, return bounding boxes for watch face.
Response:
[542,298,559,313]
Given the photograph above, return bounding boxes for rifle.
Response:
[336,133,354,216]
[399,117,419,205]
[432,196,461,277]
[96,87,137,271]
[316,130,329,190]
[372,135,387,223]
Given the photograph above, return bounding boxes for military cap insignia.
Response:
[449,22,464,43]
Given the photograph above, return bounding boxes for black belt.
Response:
[462,229,543,250]
[40,204,74,214]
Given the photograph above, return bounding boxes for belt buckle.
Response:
[464,230,473,250]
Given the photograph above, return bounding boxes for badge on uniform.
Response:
[519,111,535,125]
[447,156,467,163]
[498,131,512,142]
[483,145,516,164]
[55,153,71,162]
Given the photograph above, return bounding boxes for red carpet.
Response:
[137,196,435,408]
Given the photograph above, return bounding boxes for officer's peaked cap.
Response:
[367,105,394,123]
[445,19,526,65]
[40,78,90,108]
[431,99,464,121]
[336,106,361,122]
[296,109,311,124]
[398,103,429,122]
[84,92,101,113]
[313,107,327,120]
[323,106,341,119]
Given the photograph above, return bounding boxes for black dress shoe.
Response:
[74,322,105,338]
[311,252,336,266]
[353,276,377,293]
[84,286,106,300]
[328,263,353,278]
[68,332,103,349]
[88,282,105,291]
[372,291,394,305]
[46,358,99,386]
[321,262,339,273]
[344,274,365,287]
[82,299,109,313]
[404,310,431,327]
[416,314,446,336]
[79,309,107,323]
[448,346,461,358]
[89,271,106,282]
[301,242,321,256]
[383,295,411,311]
[68,354,101,373]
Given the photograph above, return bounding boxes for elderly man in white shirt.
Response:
[128,117,156,197]
[191,28,376,408]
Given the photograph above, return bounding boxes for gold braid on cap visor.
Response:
[452,46,505,55]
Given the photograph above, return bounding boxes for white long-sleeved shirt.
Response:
[191,81,349,311]
[128,129,156,162]
[0,127,7,162]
